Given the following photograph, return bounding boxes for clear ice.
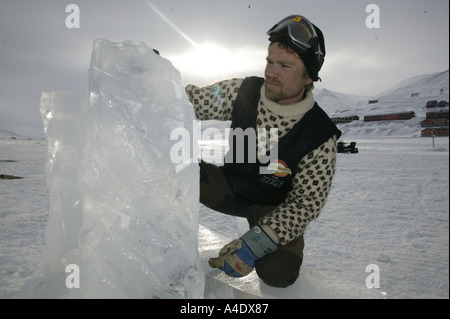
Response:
[37,39,203,298]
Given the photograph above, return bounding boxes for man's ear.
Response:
[305,76,313,86]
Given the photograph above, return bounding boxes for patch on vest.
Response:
[267,160,292,177]
[260,160,291,189]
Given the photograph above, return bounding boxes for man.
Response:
[185,15,341,288]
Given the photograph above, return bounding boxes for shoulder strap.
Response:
[230,76,265,130]
[223,77,264,168]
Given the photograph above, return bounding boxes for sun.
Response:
[168,43,266,84]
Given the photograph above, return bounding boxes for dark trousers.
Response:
[200,161,304,288]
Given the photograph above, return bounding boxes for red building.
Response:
[421,127,449,137]
[364,111,416,122]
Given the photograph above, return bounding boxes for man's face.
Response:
[264,42,312,105]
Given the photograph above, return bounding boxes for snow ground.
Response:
[1,133,448,299]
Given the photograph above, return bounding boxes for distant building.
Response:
[426,110,449,120]
[331,115,359,124]
[421,127,449,137]
[426,100,449,108]
[364,111,416,122]
[438,100,449,108]
[426,100,438,108]
[421,119,435,127]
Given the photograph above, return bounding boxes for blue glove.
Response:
[208,226,278,277]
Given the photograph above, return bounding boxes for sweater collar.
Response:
[260,84,315,118]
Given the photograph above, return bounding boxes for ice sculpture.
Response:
[37,39,202,298]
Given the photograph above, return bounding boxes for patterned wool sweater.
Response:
[185,78,338,245]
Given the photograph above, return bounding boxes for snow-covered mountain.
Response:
[0,128,21,139]
[317,69,449,115]
[315,70,449,138]
[314,88,367,115]
[376,70,449,103]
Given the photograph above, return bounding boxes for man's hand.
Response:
[208,239,256,277]
[208,226,278,278]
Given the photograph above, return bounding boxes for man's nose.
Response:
[265,65,279,79]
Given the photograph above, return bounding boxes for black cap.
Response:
[268,19,325,82]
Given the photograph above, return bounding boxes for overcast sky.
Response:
[0,0,449,137]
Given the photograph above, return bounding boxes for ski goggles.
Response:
[267,15,320,54]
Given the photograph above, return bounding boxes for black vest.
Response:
[221,76,341,207]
